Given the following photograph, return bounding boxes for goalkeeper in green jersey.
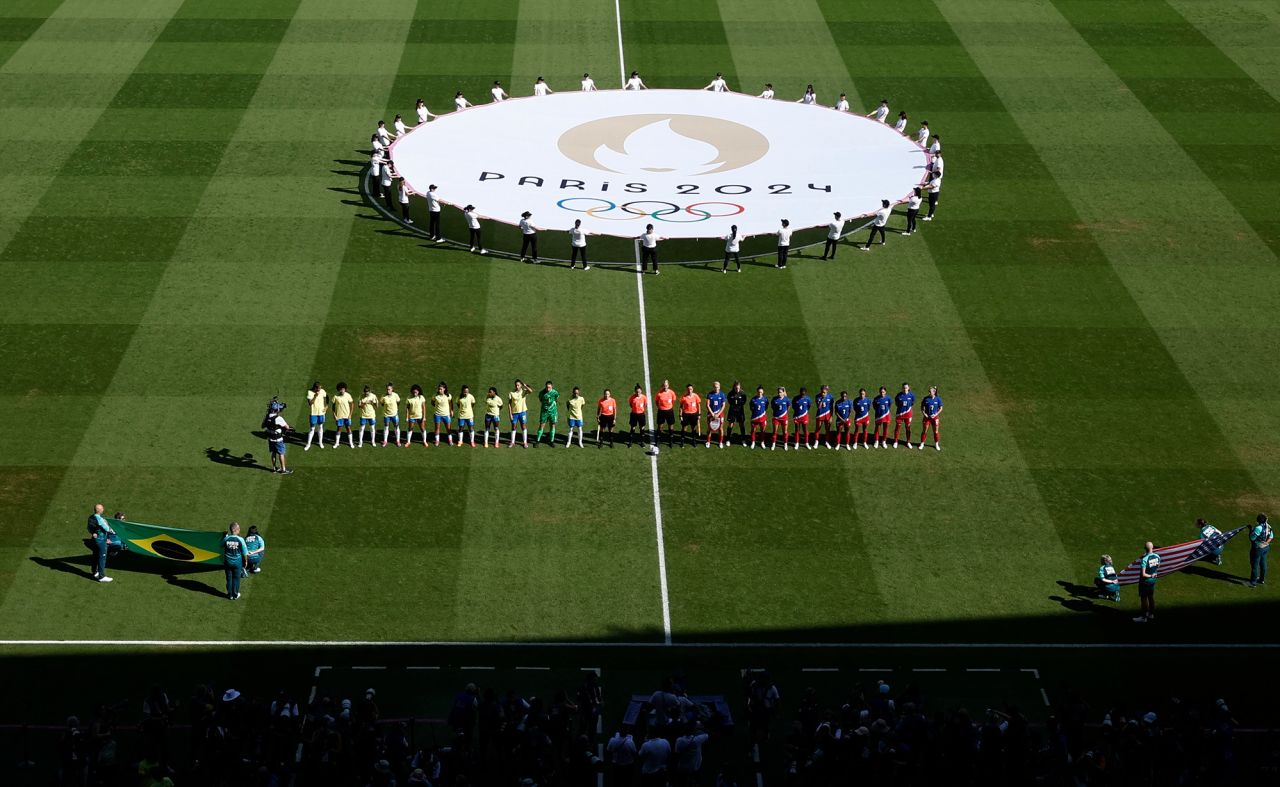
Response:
[535,380,560,446]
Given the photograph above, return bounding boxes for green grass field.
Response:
[1,0,1278,658]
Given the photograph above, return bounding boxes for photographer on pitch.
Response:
[262,398,294,475]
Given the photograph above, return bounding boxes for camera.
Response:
[267,396,287,413]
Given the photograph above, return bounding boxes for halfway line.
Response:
[613,0,626,86]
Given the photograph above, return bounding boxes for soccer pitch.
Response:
[1,0,1278,657]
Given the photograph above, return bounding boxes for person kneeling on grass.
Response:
[1197,518,1224,566]
[1095,554,1119,602]
[245,525,265,574]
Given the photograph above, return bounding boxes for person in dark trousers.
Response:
[723,224,741,272]
[87,503,114,583]
[904,187,922,236]
[519,210,539,262]
[639,224,660,274]
[569,219,590,270]
[1134,541,1160,623]
[1095,554,1120,602]
[464,205,485,253]
[1249,513,1272,588]
[397,179,412,223]
[776,219,791,268]
[426,184,442,241]
[862,200,891,250]
[821,212,843,259]
[924,169,941,221]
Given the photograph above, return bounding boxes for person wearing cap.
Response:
[1134,541,1160,623]
[262,401,293,474]
[639,224,661,274]
[221,522,248,601]
[245,525,265,574]
[1249,513,1272,588]
[1095,554,1120,602]
[464,205,485,254]
[1197,518,1223,566]
[86,503,115,582]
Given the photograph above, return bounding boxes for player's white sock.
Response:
[347,433,354,448]
[358,427,365,447]
[317,427,325,447]
[333,433,341,448]
[470,430,476,446]
[304,430,314,449]
[395,427,401,444]
[522,427,528,444]
[383,427,390,444]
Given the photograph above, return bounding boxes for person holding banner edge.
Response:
[87,503,115,583]
[1134,541,1160,623]
[222,522,248,601]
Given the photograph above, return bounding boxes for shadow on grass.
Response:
[30,551,222,589]
[161,573,226,599]
[205,447,272,472]
[1182,564,1249,585]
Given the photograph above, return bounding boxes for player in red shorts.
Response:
[870,386,892,448]
[790,387,812,450]
[812,385,834,449]
[851,388,872,449]
[770,387,791,451]
[891,382,915,448]
[748,386,769,449]
[918,385,943,451]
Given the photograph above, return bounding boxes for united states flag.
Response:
[1116,527,1245,585]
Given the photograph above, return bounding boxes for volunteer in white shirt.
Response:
[704,72,729,92]
[798,84,816,105]
[929,135,941,154]
[835,94,850,112]
[369,147,387,197]
[397,179,412,223]
[454,91,472,111]
[821,212,844,260]
[924,171,941,221]
[638,224,659,273]
[426,184,443,242]
[518,210,539,263]
[722,225,742,273]
[415,98,437,125]
[379,163,394,210]
[625,71,647,90]
[393,114,409,138]
[776,219,792,268]
[581,73,597,91]
[916,121,930,146]
[464,205,485,253]
[490,80,508,102]
[533,76,553,96]
[861,199,892,250]
[904,187,922,235]
[867,99,889,123]
[930,152,944,177]
[893,111,907,134]
[569,219,590,270]
[375,121,392,147]
[758,83,775,99]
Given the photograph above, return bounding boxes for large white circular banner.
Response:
[390,89,929,240]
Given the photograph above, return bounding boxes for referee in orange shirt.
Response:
[655,380,677,447]
[627,384,648,448]
[678,384,702,448]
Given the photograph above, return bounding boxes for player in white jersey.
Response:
[758,83,775,99]
[704,72,729,92]
[454,91,472,111]
[625,70,647,90]
[834,93,850,112]
[415,98,437,125]
[581,72,597,91]
[490,80,508,102]
[893,111,907,134]
[867,99,889,122]
[533,76,553,96]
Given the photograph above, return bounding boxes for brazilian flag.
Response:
[108,518,225,565]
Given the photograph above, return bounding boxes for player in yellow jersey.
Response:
[357,385,378,447]
[455,384,477,447]
[404,384,427,447]
[330,382,355,448]
[483,386,504,447]
[432,382,454,446]
[565,386,587,448]
[304,380,327,451]
[380,382,402,447]
[508,379,531,448]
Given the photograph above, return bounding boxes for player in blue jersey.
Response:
[892,383,915,448]
[918,385,943,451]
[749,386,769,449]
[812,385,834,449]
[871,387,892,448]
[833,390,853,450]
[853,388,872,449]
[791,387,812,450]
[705,381,728,449]
[770,387,791,451]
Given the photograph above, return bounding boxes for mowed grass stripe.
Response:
[442,0,666,641]
[614,0,883,638]
[1170,0,1280,103]
[927,0,1273,604]
[1047,0,1280,258]
[729,0,1076,626]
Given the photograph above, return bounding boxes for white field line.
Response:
[613,0,626,86]
[1020,668,1041,679]
[966,668,1000,672]
[2,641,1276,649]
[1040,688,1051,707]
[802,667,839,672]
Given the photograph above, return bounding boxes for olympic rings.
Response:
[556,197,744,223]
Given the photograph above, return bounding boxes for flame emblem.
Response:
[558,114,769,176]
